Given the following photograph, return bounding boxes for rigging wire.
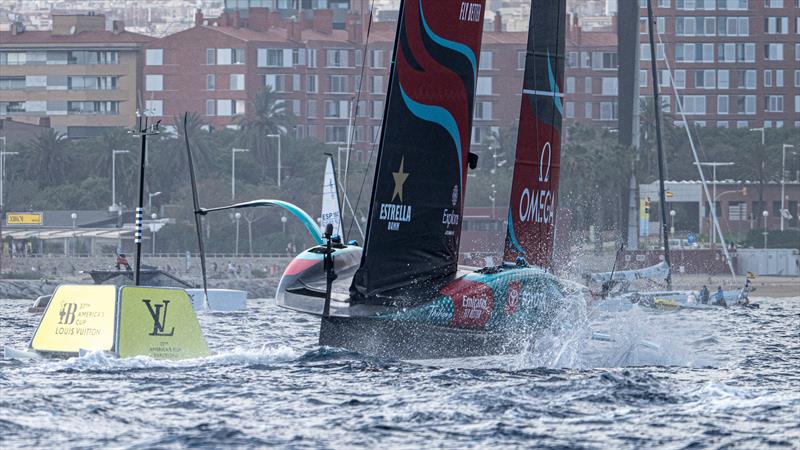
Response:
[655,30,737,280]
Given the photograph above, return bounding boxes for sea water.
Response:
[1,296,798,449]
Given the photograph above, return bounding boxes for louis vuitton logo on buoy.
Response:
[142,299,175,337]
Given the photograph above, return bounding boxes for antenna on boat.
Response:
[131,108,160,286]
[322,223,337,318]
[181,113,210,309]
[645,0,672,290]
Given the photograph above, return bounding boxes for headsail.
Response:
[503,0,567,268]
[320,155,344,238]
[352,0,487,303]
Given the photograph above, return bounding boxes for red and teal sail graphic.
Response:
[503,0,567,269]
[352,0,487,304]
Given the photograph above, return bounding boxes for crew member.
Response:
[712,286,727,307]
[699,285,710,304]
[116,253,131,271]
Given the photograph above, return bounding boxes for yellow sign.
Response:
[6,212,43,225]
[31,285,117,354]
[666,191,673,198]
[116,287,209,360]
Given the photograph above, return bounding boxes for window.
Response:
[292,48,305,66]
[764,0,783,7]
[307,48,317,68]
[717,95,729,114]
[717,0,748,10]
[681,95,706,114]
[735,69,756,88]
[565,102,575,118]
[371,75,384,94]
[718,70,729,88]
[0,52,26,65]
[67,101,119,115]
[217,48,232,65]
[765,95,783,112]
[795,95,800,113]
[232,48,246,64]
[146,49,163,66]
[796,43,800,60]
[325,126,348,144]
[718,16,748,36]
[264,74,287,92]
[600,102,617,121]
[230,74,245,90]
[307,99,317,118]
[567,52,577,68]
[145,74,163,91]
[694,70,716,88]
[329,75,348,93]
[471,127,488,145]
[518,51,527,69]
[640,43,665,60]
[67,51,118,65]
[765,43,783,60]
[480,51,492,70]
[764,17,789,34]
[566,77,576,94]
[326,49,349,67]
[370,49,385,68]
[474,101,493,120]
[729,202,747,221]
[66,76,117,90]
[371,100,384,119]
[205,99,215,116]
[585,103,593,119]
[206,74,215,90]
[584,77,592,93]
[640,70,648,88]
[307,75,318,93]
[718,42,754,62]
[145,99,163,116]
[217,99,232,116]
[674,70,687,88]
[601,77,618,95]
[258,48,286,67]
[764,70,773,87]
[591,51,617,70]
[476,77,492,95]
[0,76,25,89]
[717,121,729,128]
[324,100,350,118]
[580,51,590,68]
[795,70,800,87]
[206,48,215,65]
[735,95,756,114]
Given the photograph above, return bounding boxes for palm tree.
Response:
[25,129,70,188]
[238,86,292,181]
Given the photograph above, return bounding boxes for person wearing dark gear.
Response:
[699,285,710,304]
[712,286,727,307]
[115,254,132,271]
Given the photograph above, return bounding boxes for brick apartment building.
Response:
[637,0,800,129]
[0,13,151,137]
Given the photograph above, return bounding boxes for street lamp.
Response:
[267,134,282,187]
[150,213,158,255]
[281,214,287,233]
[694,161,734,246]
[231,148,249,200]
[70,212,78,256]
[110,149,130,213]
[148,191,162,214]
[669,209,676,235]
[762,210,769,249]
[234,212,241,257]
[780,144,793,231]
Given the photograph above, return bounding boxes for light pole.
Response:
[281,214,287,233]
[694,161,734,246]
[231,148,249,200]
[762,210,768,249]
[670,209,676,235]
[234,212,241,257]
[70,212,78,256]
[148,191,161,214]
[780,144,793,231]
[267,134,282,187]
[150,213,158,255]
[111,149,129,212]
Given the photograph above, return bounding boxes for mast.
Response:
[645,0,672,289]
[132,113,159,286]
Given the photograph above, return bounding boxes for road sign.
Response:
[687,233,696,245]
[5,212,43,225]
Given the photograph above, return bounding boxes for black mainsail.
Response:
[351,0,487,303]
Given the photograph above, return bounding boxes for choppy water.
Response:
[1,295,799,449]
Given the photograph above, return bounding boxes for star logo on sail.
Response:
[392,157,409,202]
[379,157,412,231]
